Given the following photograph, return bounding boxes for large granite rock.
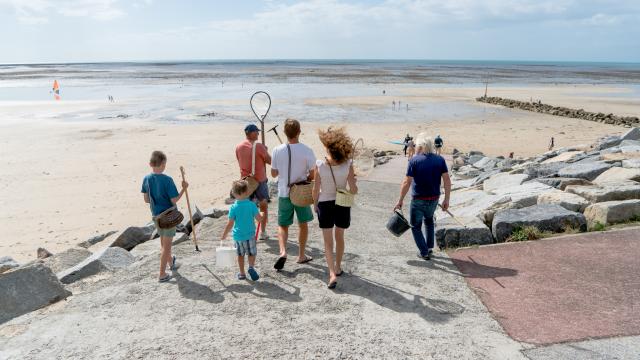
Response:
[435,217,493,249]
[77,230,117,249]
[456,165,482,179]
[177,205,204,234]
[535,177,592,190]
[57,247,136,284]
[621,145,640,154]
[593,167,640,185]
[583,200,640,227]
[542,151,584,164]
[488,181,553,208]
[0,256,20,274]
[621,127,640,141]
[557,161,613,181]
[483,173,528,192]
[622,159,640,169]
[492,204,587,242]
[0,263,71,324]
[41,248,92,274]
[537,190,590,212]
[202,207,229,219]
[524,162,570,178]
[110,224,155,251]
[447,189,510,218]
[597,136,622,150]
[565,181,640,203]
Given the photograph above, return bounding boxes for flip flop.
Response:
[336,270,344,277]
[237,273,246,280]
[158,274,171,283]
[327,281,337,289]
[296,256,313,264]
[274,256,287,270]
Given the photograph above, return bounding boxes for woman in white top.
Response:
[312,127,358,289]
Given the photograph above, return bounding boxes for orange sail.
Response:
[52,80,60,100]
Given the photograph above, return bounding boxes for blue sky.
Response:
[0,0,638,63]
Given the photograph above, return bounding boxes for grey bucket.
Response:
[386,210,412,237]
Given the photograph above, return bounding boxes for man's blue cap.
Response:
[244,124,260,133]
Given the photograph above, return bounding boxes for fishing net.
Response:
[250,91,271,124]
[352,138,374,177]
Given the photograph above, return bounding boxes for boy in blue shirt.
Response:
[142,151,188,283]
[221,180,263,281]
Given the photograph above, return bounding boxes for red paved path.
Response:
[448,228,640,345]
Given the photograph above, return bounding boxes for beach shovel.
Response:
[179,166,200,252]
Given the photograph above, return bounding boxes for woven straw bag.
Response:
[287,144,314,207]
[327,158,355,208]
[242,141,260,194]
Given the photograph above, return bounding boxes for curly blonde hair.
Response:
[318,127,353,164]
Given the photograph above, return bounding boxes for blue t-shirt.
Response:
[229,199,259,241]
[141,173,179,216]
[406,153,448,198]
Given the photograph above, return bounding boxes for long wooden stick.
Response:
[438,204,467,228]
[180,166,200,251]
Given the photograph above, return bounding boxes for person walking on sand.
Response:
[434,135,443,155]
[221,180,263,281]
[548,137,555,151]
[392,100,396,111]
[403,133,411,156]
[394,135,451,260]
[141,151,188,282]
[407,137,416,160]
[312,127,358,289]
[271,118,316,270]
[236,124,271,240]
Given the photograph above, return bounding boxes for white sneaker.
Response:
[259,232,269,240]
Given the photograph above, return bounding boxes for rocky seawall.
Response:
[477,96,640,127]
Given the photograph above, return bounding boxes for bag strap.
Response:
[146,177,155,214]
[251,141,256,177]
[287,143,292,188]
[326,157,338,192]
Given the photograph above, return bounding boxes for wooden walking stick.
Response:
[439,204,467,228]
[180,166,200,252]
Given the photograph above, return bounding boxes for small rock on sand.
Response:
[37,247,53,259]
[0,256,20,274]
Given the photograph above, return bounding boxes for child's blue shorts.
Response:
[235,238,257,257]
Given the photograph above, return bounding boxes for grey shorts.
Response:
[250,181,270,203]
[235,238,257,257]
[153,219,176,238]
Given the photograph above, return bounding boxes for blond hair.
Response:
[149,150,167,167]
[415,133,434,154]
[232,180,249,197]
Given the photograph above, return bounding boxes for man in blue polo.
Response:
[394,134,451,260]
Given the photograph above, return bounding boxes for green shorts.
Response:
[153,219,177,238]
[278,197,314,227]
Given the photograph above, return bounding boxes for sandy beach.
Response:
[0,83,635,263]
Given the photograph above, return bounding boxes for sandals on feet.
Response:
[296,256,313,264]
[158,274,171,283]
[336,270,344,277]
[327,281,337,289]
[248,267,260,281]
[237,273,246,280]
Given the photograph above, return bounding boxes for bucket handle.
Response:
[393,209,413,228]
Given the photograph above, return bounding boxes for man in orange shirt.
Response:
[236,124,272,240]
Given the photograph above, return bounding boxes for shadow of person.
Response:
[293,263,462,323]
[172,268,225,304]
[408,255,517,279]
[406,258,464,277]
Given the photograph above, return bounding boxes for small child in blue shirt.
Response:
[221,180,263,281]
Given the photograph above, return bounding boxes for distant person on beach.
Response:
[221,180,263,281]
[236,124,271,240]
[141,151,188,282]
[312,127,358,289]
[394,135,451,260]
[271,119,316,270]
[403,134,411,156]
[407,137,416,159]
[434,135,443,155]
[392,100,396,111]
[383,90,386,95]
[548,137,555,151]
[406,104,409,112]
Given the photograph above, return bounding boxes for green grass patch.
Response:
[506,226,552,242]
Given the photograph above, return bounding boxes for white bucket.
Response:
[216,241,236,267]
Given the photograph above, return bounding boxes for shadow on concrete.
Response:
[172,268,224,304]
[408,254,518,280]
[281,262,463,323]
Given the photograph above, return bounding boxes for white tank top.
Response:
[317,159,351,202]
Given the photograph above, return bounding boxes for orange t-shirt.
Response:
[235,140,268,182]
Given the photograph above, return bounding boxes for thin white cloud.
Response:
[0,0,125,24]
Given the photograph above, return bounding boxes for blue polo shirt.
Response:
[141,173,179,216]
[406,153,448,198]
[229,199,259,241]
